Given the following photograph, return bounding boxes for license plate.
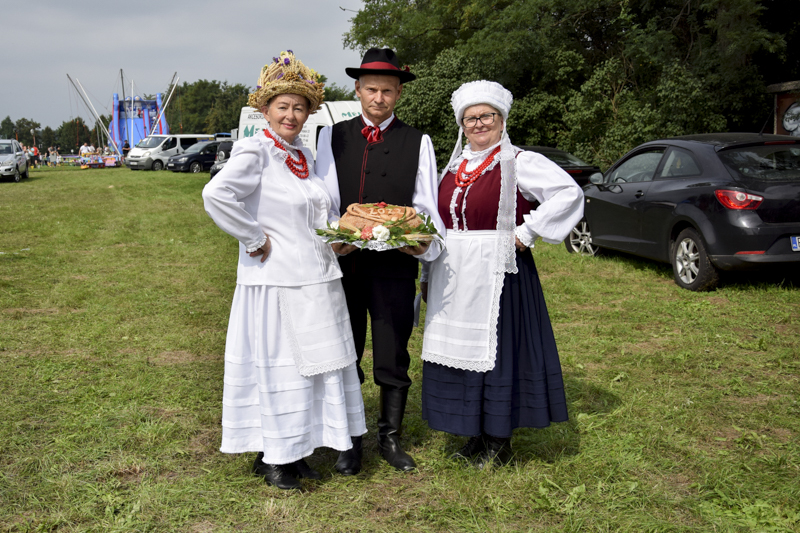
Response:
[168,164,174,168]
[792,236,800,252]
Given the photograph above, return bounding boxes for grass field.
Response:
[1,166,799,532]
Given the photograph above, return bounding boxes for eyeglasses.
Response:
[462,113,498,128]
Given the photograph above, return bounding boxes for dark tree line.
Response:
[344,0,799,168]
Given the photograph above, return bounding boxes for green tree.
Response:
[0,116,14,139]
[205,83,250,134]
[345,0,794,166]
[165,80,226,134]
[40,127,56,151]
[14,118,42,147]
[56,118,91,154]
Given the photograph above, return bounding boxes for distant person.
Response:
[32,146,40,168]
[122,140,130,159]
[79,143,90,155]
[202,51,367,491]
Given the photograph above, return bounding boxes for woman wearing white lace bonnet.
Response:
[202,51,366,490]
[419,80,584,467]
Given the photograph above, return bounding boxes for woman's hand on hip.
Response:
[249,233,272,263]
[515,236,527,251]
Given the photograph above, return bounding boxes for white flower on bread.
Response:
[372,225,390,241]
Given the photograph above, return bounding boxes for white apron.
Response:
[421,230,506,372]
[278,281,357,377]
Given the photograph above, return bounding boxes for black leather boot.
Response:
[252,452,302,490]
[288,458,321,480]
[334,436,363,476]
[377,388,416,472]
[449,434,486,461]
[474,435,512,469]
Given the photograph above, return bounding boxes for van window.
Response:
[161,137,178,150]
[137,136,166,149]
[180,137,205,149]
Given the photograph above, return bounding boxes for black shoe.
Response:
[449,435,485,461]
[378,434,416,471]
[288,458,321,480]
[474,436,512,469]
[335,436,363,476]
[377,388,416,472]
[252,453,302,490]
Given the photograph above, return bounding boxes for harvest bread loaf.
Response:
[338,203,422,232]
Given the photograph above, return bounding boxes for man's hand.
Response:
[398,242,429,256]
[332,242,358,255]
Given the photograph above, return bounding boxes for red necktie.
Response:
[361,124,383,143]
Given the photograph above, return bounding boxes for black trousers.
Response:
[340,274,416,391]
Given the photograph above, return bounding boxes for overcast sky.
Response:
[5,0,366,130]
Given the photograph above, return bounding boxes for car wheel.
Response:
[190,162,202,173]
[152,160,163,171]
[671,228,719,291]
[13,167,21,182]
[565,219,601,256]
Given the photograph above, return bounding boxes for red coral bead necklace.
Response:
[454,146,501,188]
[263,129,309,179]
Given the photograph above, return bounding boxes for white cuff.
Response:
[245,234,267,253]
[515,225,536,248]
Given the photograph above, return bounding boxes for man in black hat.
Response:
[316,48,444,474]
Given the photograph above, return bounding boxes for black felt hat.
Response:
[345,48,416,83]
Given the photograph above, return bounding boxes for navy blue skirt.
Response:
[421,249,568,438]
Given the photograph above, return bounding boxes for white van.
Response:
[236,101,362,158]
[126,134,215,171]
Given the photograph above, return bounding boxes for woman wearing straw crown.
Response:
[202,51,366,490]
[420,80,584,467]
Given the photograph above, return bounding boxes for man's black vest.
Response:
[331,116,424,278]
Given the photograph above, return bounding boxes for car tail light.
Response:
[714,189,763,210]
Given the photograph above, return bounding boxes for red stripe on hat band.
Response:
[360,61,400,71]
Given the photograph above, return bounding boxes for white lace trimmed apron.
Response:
[421,230,512,372]
[278,280,357,377]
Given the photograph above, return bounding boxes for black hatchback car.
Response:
[517,145,603,187]
[167,141,220,173]
[209,140,234,180]
[565,133,800,290]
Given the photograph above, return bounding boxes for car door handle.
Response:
[635,190,645,198]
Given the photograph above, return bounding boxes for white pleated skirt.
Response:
[219,282,367,465]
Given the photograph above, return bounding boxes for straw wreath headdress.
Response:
[248,50,325,113]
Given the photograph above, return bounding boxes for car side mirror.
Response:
[589,172,604,185]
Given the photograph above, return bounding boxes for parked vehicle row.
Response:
[167,141,221,173]
[126,134,215,171]
[565,133,800,291]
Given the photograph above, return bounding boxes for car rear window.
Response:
[541,151,590,167]
[719,145,800,182]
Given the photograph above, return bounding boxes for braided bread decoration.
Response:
[338,203,422,232]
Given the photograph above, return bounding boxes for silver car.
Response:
[0,139,29,182]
